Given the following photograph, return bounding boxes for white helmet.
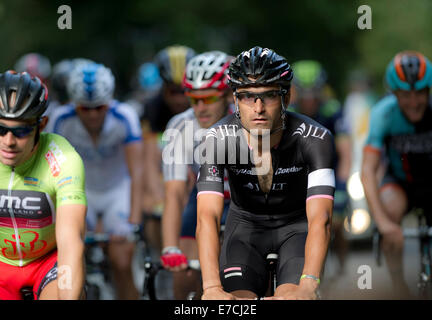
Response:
[67,62,115,107]
[183,51,232,91]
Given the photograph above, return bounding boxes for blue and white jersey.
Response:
[46,100,142,191]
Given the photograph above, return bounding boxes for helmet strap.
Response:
[31,118,42,152]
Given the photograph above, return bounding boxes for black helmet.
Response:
[0,71,49,120]
[154,45,196,85]
[228,46,293,90]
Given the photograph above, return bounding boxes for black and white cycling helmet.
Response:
[228,46,293,90]
[0,70,49,120]
[182,51,233,91]
[67,62,115,107]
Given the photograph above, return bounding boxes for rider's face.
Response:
[0,117,47,167]
[163,83,190,115]
[235,86,289,135]
[188,89,228,129]
[395,88,429,123]
[75,104,108,136]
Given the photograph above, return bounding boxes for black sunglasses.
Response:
[235,89,287,105]
[0,122,39,138]
[77,105,107,112]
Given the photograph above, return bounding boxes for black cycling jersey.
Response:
[140,92,178,134]
[197,111,336,217]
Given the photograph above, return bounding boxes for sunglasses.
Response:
[0,122,39,138]
[77,105,107,112]
[235,90,286,106]
[185,92,224,105]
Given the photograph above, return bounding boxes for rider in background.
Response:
[47,62,143,299]
[14,53,54,116]
[50,58,94,108]
[126,62,163,118]
[14,53,52,86]
[290,60,351,274]
[139,45,196,257]
[361,51,432,299]
[160,51,233,299]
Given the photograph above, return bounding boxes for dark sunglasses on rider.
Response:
[77,105,107,112]
[235,89,287,105]
[0,121,40,138]
[185,92,223,105]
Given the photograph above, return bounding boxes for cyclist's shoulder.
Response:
[283,111,334,157]
[20,132,85,183]
[48,103,77,123]
[369,94,405,132]
[285,110,331,133]
[165,107,195,131]
[205,113,238,139]
[39,132,83,160]
[371,94,399,115]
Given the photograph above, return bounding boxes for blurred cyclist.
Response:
[14,53,52,85]
[160,51,233,299]
[0,71,87,299]
[49,58,94,117]
[140,45,196,257]
[361,51,432,298]
[47,62,143,299]
[291,60,351,273]
[14,53,54,117]
[50,59,94,106]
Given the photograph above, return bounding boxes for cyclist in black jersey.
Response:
[196,47,336,300]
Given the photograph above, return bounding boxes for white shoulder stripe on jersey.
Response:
[112,102,142,138]
[307,168,335,189]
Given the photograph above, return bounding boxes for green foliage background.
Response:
[0,0,430,99]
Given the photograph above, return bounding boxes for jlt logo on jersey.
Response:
[292,123,328,140]
[206,124,238,141]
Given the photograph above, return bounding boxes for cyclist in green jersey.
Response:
[0,71,87,300]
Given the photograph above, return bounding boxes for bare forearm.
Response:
[196,214,222,288]
[161,193,184,248]
[57,239,85,300]
[302,219,331,278]
[130,175,143,224]
[361,169,390,227]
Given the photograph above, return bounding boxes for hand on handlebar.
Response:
[160,246,188,271]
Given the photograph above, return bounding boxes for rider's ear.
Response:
[39,116,49,131]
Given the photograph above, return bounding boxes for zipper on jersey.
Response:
[264,149,281,206]
[7,168,24,266]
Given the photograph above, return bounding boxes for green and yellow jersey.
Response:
[0,132,87,267]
